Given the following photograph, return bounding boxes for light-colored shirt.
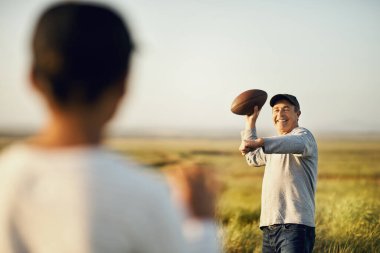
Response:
[241,127,318,227]
[0,143,219,253]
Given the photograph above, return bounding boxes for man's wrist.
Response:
[257,138,264,147]
[245,121,256,130]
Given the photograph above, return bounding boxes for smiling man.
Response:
[239,94,318,253]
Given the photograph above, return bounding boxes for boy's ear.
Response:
[29,67,36,87]
[113,75,128,99]
[29,68,53,106]
[29,67,42,92]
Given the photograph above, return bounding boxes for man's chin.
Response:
[276,124,288,130]
[276,127,290,135]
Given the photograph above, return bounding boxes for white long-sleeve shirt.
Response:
[0,143,219,253]
[242,127,318,227]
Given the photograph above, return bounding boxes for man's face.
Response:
[272,99,300,135]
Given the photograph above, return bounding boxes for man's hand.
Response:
[239,138,264,155]
[239,140,252,155]
[245,105,260,130]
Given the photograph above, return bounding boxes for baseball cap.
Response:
[270,94,300,109]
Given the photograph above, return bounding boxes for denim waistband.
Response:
[261,223,313,231]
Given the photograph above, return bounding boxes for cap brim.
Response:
[270,94,289,107]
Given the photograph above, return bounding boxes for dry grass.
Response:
[1,137,379,252]
[105,138,380,253]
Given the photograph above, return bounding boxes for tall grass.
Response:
[314,180,380,253]
[108,138,380,253]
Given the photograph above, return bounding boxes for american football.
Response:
[231,89,268,115]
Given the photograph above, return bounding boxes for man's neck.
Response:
[278,125,299,135]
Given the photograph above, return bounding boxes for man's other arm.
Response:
[260,128,316,157]
[241,128,267,167]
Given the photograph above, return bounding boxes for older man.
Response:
[239,94,318,253]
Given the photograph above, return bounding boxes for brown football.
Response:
[231,89,268,115]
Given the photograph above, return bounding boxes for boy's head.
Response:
[31,2,134,108]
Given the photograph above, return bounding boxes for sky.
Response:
[0,0,379,137]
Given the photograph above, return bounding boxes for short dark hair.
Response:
[32,2,134,106]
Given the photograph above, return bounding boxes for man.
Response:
[0,3,218,253]
[239,94,318,253]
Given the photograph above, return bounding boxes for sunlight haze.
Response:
[0,0,379,137]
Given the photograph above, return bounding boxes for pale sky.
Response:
[0,0,379,137]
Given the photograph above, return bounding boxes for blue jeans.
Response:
[261,224,315,253]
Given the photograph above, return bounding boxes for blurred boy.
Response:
[0,2,218,253]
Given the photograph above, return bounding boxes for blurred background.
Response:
[1,0,379,138]
[1,1,379,252]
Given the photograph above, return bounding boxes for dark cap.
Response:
[270,94,300,109]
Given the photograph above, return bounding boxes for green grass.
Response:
[1,137,379,252]
[105,138,380,253]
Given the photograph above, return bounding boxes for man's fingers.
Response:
[245,105,261,129]
[239,141,247,152]
[243,139,254,148]
[240,140,252,150]
[254,105,260,115]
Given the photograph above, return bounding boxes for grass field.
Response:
[1,137,379,252]
[106,137,380,253]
